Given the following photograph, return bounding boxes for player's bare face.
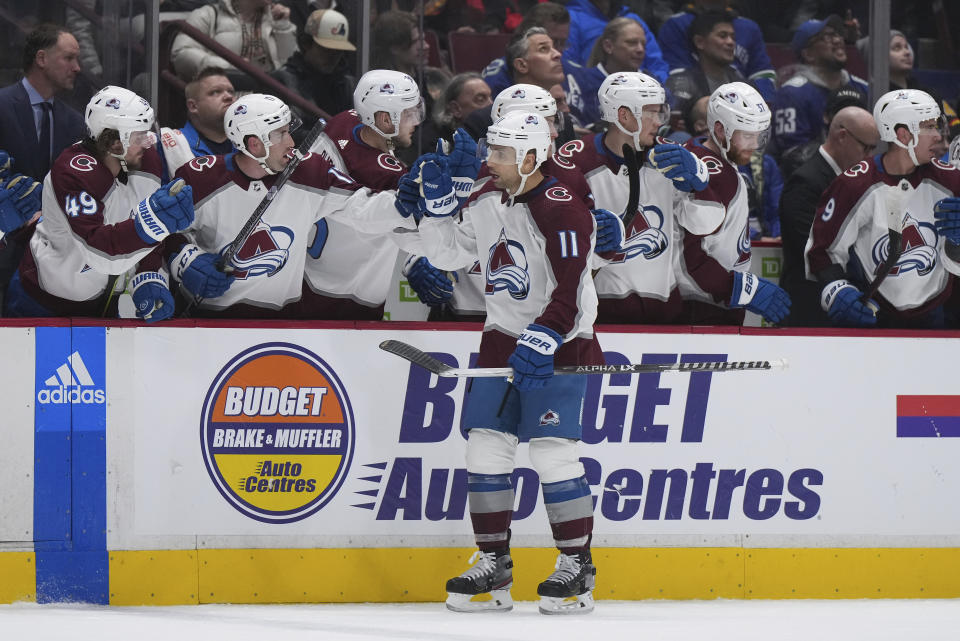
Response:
[727,129,768,165]
[485,145,522,192]
[265,127,296,171]
[122,131,155,169]
[913,118,944,164]
[639,104,666,147]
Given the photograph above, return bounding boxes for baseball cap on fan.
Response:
[306,9,356,51]
[791,14,846,58]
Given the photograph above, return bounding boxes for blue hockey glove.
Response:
[729,272,791,324]
[130,271,174,323]
[0,150,12,180]
[171,244,234,299]
[508,323,562,392]
[394,173,423,222]
[648,143,709,192]
[438,128,480,205]
[403,255,456,306]
[418,156,457,217]
[592,208,625,253]
[134,178,194,244]
[306,219,329,258]
[820,279,877,327]
[934,197,960,244]
[0,174,41,233]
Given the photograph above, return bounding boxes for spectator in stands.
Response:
[272,8,356,124]
[567,17,648,127]
[159,68,237,177]
[664,10,746,132]
[171,0,297,82]
[278,0,333,33]
[563,0,668,82]
[657,0,775,102]
[779,105,877,326]
[0,23,85,183]
[667,94,708,143]
[371,10,430,79]
[769,16,867,173]
[435,72,492,140]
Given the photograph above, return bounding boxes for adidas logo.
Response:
[37,351,105,404]
[338,139,349,150]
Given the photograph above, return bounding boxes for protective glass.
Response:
[400,100,426,127]
[477,138,517,165]
[731,127,770,152]
[918,115,948,137]
[267,114,302,145]
[640,103,669,127]
[128,130,156,149]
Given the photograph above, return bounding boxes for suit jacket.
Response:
[779,149,837,327]
[0,81,86,182]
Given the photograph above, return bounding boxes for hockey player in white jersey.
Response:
[678,82,791,325]
[304,69,458,320]
[409,111,603,615]
[809,89,960,328]
[169,93,415,317]
[4,85,195,321]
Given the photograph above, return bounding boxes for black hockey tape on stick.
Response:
[860,178,911,309]
[379,340,787,377]
[620,143,641,229]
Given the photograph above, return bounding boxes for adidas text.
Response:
[37,386,106,404]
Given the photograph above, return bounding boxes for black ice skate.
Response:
[445,550,514,612]
[536,550,596,615]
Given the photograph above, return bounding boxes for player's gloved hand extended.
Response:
[394,173,423,222]
[437,128,480,206]
[413,153,458,217]
[592,208,625,253]
[134,178,194,244]
[729,271,791,324]
[820,279,877,327]
[508,323,561,392]
[0,174,41,233]
[648,143,709,192]
[403,255,456,306]
[934,197,960,244]
[171,243,234,299]
[130,271,174,323]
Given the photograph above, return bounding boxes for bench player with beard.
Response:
[168,93,417,317]
[677,82,790,325]
[4,85,196,321]
[306,69,458,320]
[409,111,603,615]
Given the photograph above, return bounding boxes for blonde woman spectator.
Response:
[172,0,296,81]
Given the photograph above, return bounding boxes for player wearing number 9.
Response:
[4,86,189,319]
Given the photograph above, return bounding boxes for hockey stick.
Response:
[181,117,327,315]
[380,340,786,377]
[860,178,911,307]
[620,143,641,229]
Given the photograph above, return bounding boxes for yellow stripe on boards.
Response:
[0,552,34,603]
[100,547,960,605]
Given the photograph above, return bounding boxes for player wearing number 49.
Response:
[806,89,960,329]
[5,85,194,321]
[406,111,603,615]
[677,81,791,325]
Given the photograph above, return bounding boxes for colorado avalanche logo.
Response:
[843,160,869,177]
[233,104,247,115]
[610,205,668,262]
[105,98,121,109]
[377,153,404,172]
[510,88,526,99]
[735,221,752,267]
[702,155,723,176]
[187,155,216,172]
[870,214,937,277]
[552,139,584,170]
[539,410,560,426]
[525,115,539,125]
[69,154,97,172]
[610,74,629,85]
[932,158,957,171]
[723,92,740,104]
[380,83,395,94]
[225,221,294,279]
[485,228,530,299]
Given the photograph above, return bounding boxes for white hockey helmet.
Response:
[480,110,552,196]
[873,89,943,166]
[598,72,667,150]
[707,81,771,160]
[949,135,960,169]
[85,85,155,155]
[353,69,424,140]
[492,84,557,120]
[224,93,300,173]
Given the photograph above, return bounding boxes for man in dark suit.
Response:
[779,105,878,326]
[0,23,86,182]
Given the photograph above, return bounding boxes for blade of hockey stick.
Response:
[379,340,786,378]
[860,178,911,305]
[620,144,641,230]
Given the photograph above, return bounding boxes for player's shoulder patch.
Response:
[931,158,957,172]
[544,185,573,202]
[701,155,724,175]
[376,153,405,173]
[841,159,871,178]
[53,145,113,197]
[654,135,677,145]
[186,154,218,173]
[552,138,586,170]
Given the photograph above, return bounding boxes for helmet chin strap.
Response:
[713,127,738,166]
[613,118,642,152]
[242,145,278,176]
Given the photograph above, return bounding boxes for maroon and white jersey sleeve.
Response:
[675,139,751,305]
[806,158,960,313]
[27,143,161,303]
[311,110,406,191]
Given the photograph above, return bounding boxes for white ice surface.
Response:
[2,600,959,641]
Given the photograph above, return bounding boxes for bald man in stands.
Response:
[779,105,879,326]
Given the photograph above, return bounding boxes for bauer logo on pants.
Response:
[200,343,355,524]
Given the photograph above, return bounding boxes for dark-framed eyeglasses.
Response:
[839,125,877,154]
